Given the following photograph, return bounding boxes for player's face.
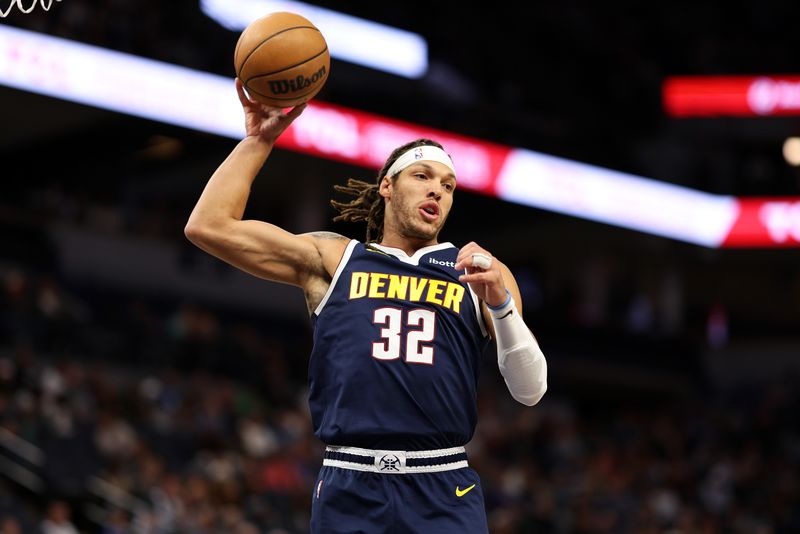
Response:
[382,161,456,242]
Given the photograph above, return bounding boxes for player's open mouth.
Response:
[419,202,439,222]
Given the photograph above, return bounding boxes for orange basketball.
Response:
[234,12,330,108]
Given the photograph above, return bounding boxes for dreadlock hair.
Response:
[330,138,445,243]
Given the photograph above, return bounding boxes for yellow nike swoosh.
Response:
[455,484,476,497]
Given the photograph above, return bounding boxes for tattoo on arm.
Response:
[302,232,349,313]
[307,231,349,241]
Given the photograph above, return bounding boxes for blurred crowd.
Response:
[1,261,799,533]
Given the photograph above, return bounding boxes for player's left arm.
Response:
[455,242,548,406]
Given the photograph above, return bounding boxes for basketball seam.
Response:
[244,46,329,82]
[237,25,321,78]
[244,70,329,102]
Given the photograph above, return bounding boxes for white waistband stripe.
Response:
[326,445,466,458]
[323,458,469,474]
[323,445,469,474]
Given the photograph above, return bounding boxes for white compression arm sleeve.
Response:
[488,293,547,406]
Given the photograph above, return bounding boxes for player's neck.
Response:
[378,230,437,257]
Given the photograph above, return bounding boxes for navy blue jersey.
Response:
[308,241,490,451]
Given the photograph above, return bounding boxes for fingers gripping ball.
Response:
[234,12,330,107]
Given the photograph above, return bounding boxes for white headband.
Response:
[385,145,456,179]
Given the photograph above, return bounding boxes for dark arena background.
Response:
[1,1,799,532]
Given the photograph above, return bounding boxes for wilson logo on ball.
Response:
[268,65,327,95]
[234,11,331,107]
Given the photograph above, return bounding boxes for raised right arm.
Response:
[184,80,347,288]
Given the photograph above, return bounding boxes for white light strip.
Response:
[0,25,770,247]
[497,149,739,247]
[495,150,739,247]
[200,0,428,79]
[0,24,245,139]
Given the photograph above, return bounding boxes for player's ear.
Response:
[378,175,392,199]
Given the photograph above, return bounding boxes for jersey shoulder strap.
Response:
[313,239,359,316]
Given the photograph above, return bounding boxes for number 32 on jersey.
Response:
[372,307,435,365]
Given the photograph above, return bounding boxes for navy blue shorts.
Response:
[310,465,489,534]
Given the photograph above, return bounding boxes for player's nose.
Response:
[426,182,444,200]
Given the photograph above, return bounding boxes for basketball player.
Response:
[185,79,548,533]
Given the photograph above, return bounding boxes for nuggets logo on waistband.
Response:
[349,272,465,313]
